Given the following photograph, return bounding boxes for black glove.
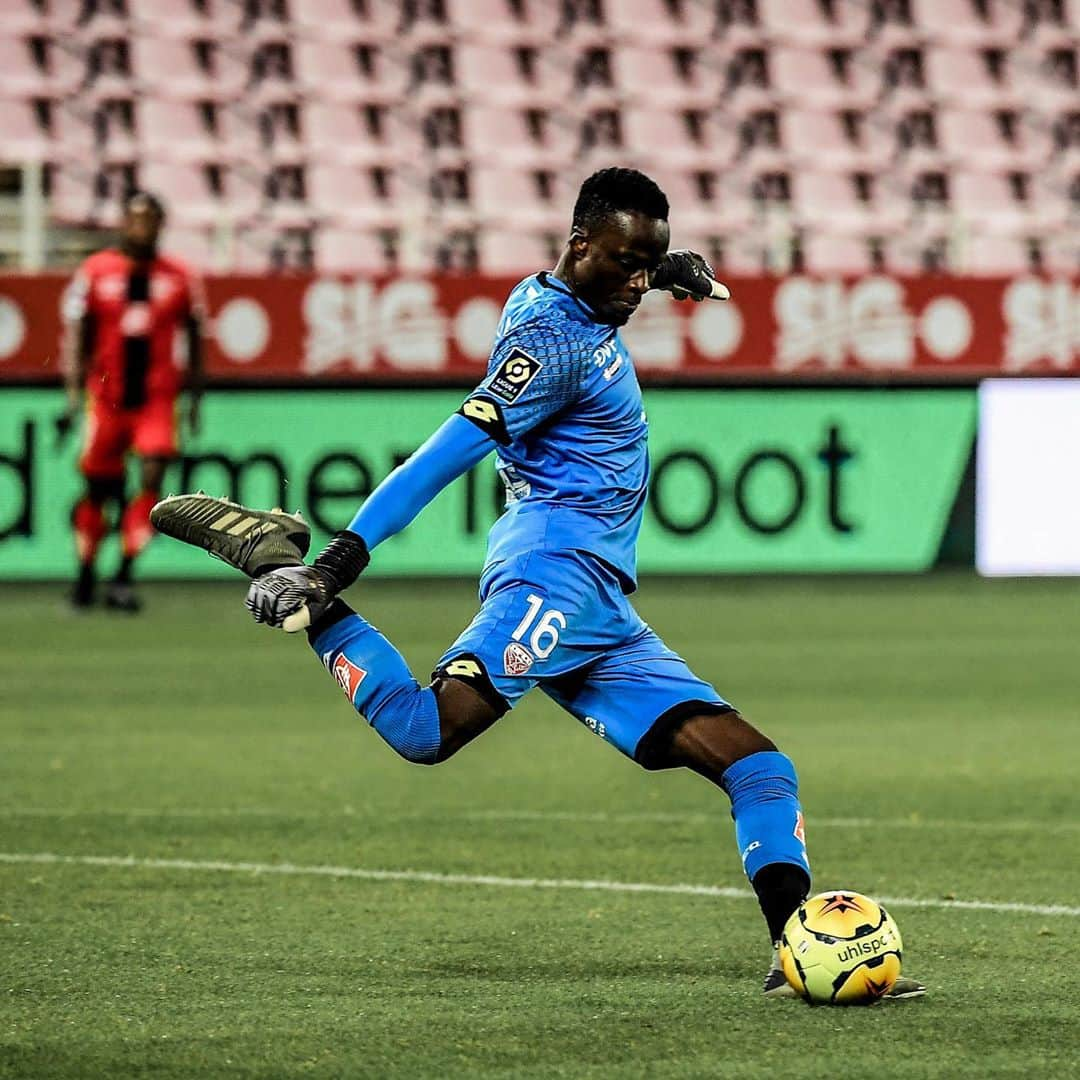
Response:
[651,250,731,302]
[245,530,369,632]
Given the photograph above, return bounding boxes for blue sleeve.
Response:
[456,314,588,445]
[347,413,496,551]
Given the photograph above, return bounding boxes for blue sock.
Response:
[311,613,442,765]
[721,750,810,883]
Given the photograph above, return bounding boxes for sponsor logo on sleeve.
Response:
[331,653,367,704]
[456,395,509,444]
[488,348,542,403]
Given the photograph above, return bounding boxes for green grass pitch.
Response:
[2,575,1079,1079]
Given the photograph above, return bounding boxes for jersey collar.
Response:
[536,271,600,322]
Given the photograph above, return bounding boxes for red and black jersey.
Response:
[64,249,204,409]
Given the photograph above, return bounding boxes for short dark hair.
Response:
[123,189,166,219]
[572,168,669,234]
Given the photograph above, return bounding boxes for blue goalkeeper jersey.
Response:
[457,272,648,594]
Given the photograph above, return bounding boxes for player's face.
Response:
[122,201,163,258]
[571,211,670,326]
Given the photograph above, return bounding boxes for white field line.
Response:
[1,807,1079,833]
[1,851,1079,918]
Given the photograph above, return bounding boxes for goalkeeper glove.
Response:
[651,250,731,302]
[245,530,369,632]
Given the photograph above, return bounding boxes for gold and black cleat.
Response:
[150,493,311,577]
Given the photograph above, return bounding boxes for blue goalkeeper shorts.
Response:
[435,549,731,766]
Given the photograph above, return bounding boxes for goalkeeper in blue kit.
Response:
[153,168,922,999]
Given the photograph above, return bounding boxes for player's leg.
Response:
[72,401,128,608]
[303,552,585,764]
[544,626,810,947]
[304,598,511,764]
[648,709,812,947]
[106,453,168,611]
[110,399,178,610]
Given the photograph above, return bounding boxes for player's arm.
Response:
[296,413,497,599]
[56,270,94,446]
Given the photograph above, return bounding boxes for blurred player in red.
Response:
[57,191,205,611]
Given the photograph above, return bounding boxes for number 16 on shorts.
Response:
[504,594,566,676]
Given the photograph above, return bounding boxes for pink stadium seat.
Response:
[136,101,220,166]
[294,41,409,104]
[132,36,247,101]
[604,0,714,48]
[610,47,723,111]
[937,109,1052,171]
[128,0,242,40]
[292,0,397,42]
[759,0,862,48]
[49,167,99,226]
[51,105,96,166]
[0,0,51,35]
[165,226,216,270]
[963,233,1032,273]
[1011,46,1080,112]
[460,169,565,232]
[910,0,1024,49]
[138,161,230,227]
[446,0,560,47]
[455,45,564,108]
[623,108,736,172]
[781,110,893,172]
[216,106,265,165]
[801,233,877,274]
[0,36,79,98]
[792,172,907,235]
[302,102,413,167]
[307,163,416,229]
[315,227,393,274]
[458,107,577,170]
[949,171,1040,232]
[648,168,753,235]
[477,229,557,274]
[771,48,878,110]
[0,99,54,164]
[924,47,1019,108]
[1020,0,1080,49]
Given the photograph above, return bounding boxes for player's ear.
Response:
[568,227,589,259]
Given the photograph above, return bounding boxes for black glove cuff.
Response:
[312,530,370,595]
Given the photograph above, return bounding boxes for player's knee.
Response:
[640,706,777,780]
[431,662,506,763]
[369,684,442,765]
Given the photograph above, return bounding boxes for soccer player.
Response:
[58,190,205,612]
[153,169,923,998]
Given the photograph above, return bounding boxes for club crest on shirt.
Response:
[503,642,534,676]
[488,348,542,403]
[332,653,367,703]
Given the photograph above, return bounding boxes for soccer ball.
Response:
[779,890,903,1005]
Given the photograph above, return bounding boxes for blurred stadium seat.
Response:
[0,0,1071,275]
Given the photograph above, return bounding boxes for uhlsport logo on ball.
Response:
[779,891,904,1005]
